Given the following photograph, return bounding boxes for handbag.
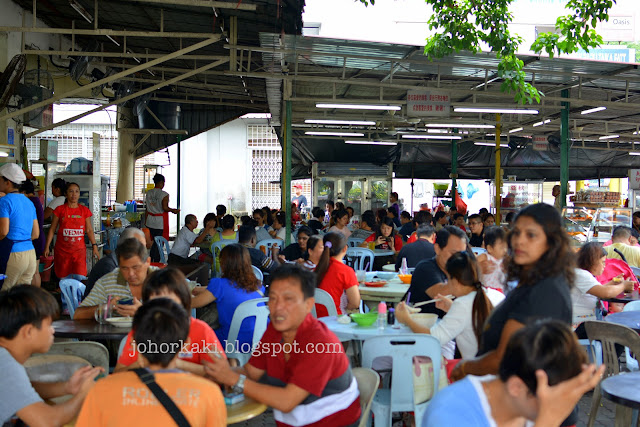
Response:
[133,368,191,427]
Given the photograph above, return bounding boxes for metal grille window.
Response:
[248,125,281,210]
[26,124,118,205]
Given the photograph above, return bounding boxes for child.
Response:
[477,226,508,293]
[453,213,467,232]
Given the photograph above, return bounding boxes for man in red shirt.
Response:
[204,264,361,427]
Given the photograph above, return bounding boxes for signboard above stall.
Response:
[406,90,451,117]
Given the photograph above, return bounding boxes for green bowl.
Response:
[350,312,378,327]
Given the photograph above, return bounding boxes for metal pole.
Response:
[284,101,293,246]
[561,89,570,209]
[451,129,458,212]
[495,114,502,225]
[177,136,182,234]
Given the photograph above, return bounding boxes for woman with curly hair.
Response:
[451,203,575,388]
[192,244,264,349]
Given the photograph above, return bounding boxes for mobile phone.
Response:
[118,298,134,305]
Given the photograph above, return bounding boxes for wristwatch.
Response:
[232,374,246,393]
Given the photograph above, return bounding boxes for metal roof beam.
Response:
[1,36,222,122]
[152,96,266,110]
[0,26,217,38]
[25,49,227,61]
[125,0,257,10]
[118,129,189,134]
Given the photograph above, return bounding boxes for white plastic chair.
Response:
[154,236,171,264]
[41,341,110,375]
[622,300,640,371]
[345,247,375,271]
[311,288,338,318]
[353,367,380,427]
[361,335,442,427]
[348,238,365,248]
[471,247,487,256]
[226,297,269,366]
[59,278,86,319]
[256,239,283,258]
[251,265,264,283]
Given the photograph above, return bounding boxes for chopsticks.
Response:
[412,294,454,308]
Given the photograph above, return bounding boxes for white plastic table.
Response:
[373,249,395,257]
[319,316,412,341]
[359,278,410,309]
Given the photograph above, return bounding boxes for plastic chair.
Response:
[311,288,338,318]
[117,336,128,360]
[361,335,442,427]
[226,297,269,366]
[59,278,86,319]
[154,236,171,264]
[584,321,640,427]
[353,367,380,427]
[210,240,236,277]
[345,247,375,271]
[622,300,640,371]
[256,239,283,258]
[251,265,264,283]
[348,238,365,248]
[39,341,110,375]
[471,247,487,256]
[25,354,90,383]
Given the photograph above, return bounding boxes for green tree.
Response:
[355,0,615,104]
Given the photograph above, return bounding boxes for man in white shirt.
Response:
[145,174,179,262]
[168,214,214,265]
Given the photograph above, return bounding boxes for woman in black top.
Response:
[280,226,313,262]
[451,203,575,383]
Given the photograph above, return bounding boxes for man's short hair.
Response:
[203,212,217,226]
[326,200,334,208]
[434,211,447,221]
[413,210,431,226]
[270,264,316,299]
[483,226,506,248]
[468,213,482,223]
[612,226,633,241]
[435,225,467,248]
[416,224,435,239]
[221,214,235,230]
[142,267,191,311]
[0,285,59,339]
[453,213,464,220]
[361,212,376,228]
[116,238,149,263]
[184,214,196,226]
[253,208,264,218]
[311,207,324,220]
[238,225,257,244]
[216,204,227,216]
[479,208,489,215]
[386,207,397,217]
[117,227,145,247]
[400,211,411,220]
[499,319,586,395]
[152,174,165,184]
[133,299,190,367]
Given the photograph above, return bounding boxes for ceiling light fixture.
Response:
[345,140,397,146]
[599,135,620,140]
[474,142,509,148]
[630,152,640,156]
[509,127,524,133]
[426,123,495,129]
[305,119,376,126]
[69,0,93,23]
[402,135,463,140]
[581,106,607,115]
[105,35,121,47]
[305,131,365,137]
[533,119,551,127]
[454,107,538,114]
[316,103,401,111]
[0,151,8,158]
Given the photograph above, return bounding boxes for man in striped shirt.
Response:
[204,264,361,427]
[74,238,156,319]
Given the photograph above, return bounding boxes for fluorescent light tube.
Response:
[533,119,551,127]
[581,106,606,115]
[305,119,376,125]
[454,107,539,114]
[69,0,93,23]
[402,135,463,140]
[475,142,509,148]
[345,140,397,146]
[316,103,401,111]
[630,152,640,156]
[426,123,494,129]
[305,131,365,137]
[599,135,619,140]
[509,127,523,133]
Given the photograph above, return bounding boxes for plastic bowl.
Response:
[350,312,378,327]
[375,272,397,281]
[410,313,437,329]
[398,274,412,284]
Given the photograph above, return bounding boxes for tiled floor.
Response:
[230,393,618,427]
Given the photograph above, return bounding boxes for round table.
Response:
[604,311,640,332]
[226,397,268,424]
[359,279,410,307]
[603,291,640,304]
[319,316,412,341]
[373,249,394,257]
[53,319,131,340]
[601,372,640,409]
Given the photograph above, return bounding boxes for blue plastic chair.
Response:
[622,300,640,370]
[348,238,365,248]
[226,297,269,366]
[345,247,375,271]
[361,335,442,427]
[256,239,283,258]
[59,279,86,319]
[311,288,338,318]
[154,236,171,264]
[251,265,264,283]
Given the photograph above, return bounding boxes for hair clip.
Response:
[324,241,333,249]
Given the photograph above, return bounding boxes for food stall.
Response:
[562,206,632,247]
[490,180,544,223]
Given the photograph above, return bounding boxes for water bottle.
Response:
[387,307,395,326]
[400,258,408,275]
[377,301,387,331]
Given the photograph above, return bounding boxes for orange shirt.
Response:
[117,318,226,366]
[317,258,358,317]
[76,370,226,427]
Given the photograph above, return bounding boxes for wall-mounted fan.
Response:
[18,69,55,127]
[69,41,99,82]
[0,54,27,112]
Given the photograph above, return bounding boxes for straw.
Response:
[405,291,411,303]
[412,294,454,308]
[105,295,111,320]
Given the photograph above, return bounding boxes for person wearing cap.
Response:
[291,184,307,209]
[0,164,39,289]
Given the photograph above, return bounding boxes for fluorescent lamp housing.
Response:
[581,106,606,115]
[533,119,551,127]
[345,140,397,146]
[426,123,494,129]
[305,131,365,137]
[69,0,93,23]
[509,127,524,133]
[316,103,401,111]
[474,142,509,148]
[630,152,640,156]
[402,135,462,140]
[305,119,375,126]
[599,135,619,140]
[454,107,538,114]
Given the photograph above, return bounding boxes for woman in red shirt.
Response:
[315,232,360,317]
[361,217,403,270]
[44,182,99,279]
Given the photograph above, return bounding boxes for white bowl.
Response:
[409,313,437,329]
[105,317,133,328]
